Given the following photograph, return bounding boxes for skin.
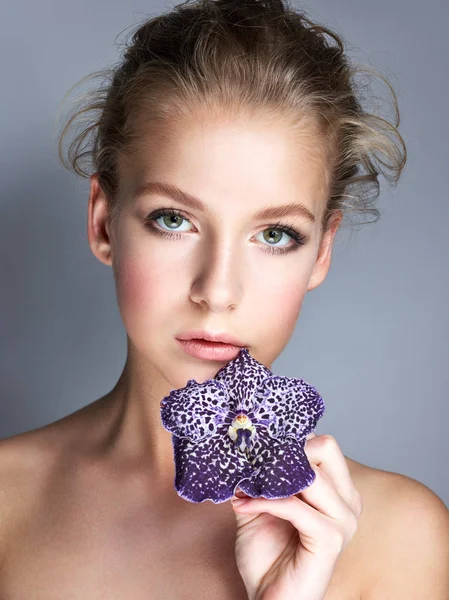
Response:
[85,111,355,599]
[88,111,343,490]
[231,433,362,599]
[1,110,447,599]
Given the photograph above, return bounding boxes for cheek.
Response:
[116,258,154,310]
[265,277,307,329]
[247,260,311,361]
[279,282,306,323]
[113,247,180,331]
[251,256,310,318]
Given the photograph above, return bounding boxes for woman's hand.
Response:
[231,433,363,600]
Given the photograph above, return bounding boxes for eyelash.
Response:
[144,208,307,255]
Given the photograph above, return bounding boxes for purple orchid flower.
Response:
[160,347,325,504]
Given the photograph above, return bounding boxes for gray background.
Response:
[1,0,447,507]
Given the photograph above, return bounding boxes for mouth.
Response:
[176,329,245,347]
[176,337,244,361]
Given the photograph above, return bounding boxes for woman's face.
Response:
[89,113,341,389]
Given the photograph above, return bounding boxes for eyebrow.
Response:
[134,181,316,224]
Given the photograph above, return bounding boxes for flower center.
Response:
[228,413,257,455]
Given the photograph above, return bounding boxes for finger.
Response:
[231,494,345,553]
[232,466,351,523]
[231,487,250,500]
[296,464,356,522]
[302,435,362,516]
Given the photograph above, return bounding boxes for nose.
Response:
[189,238,243,313]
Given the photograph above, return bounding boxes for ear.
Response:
[87,173,113,267]
[307,211,343,292]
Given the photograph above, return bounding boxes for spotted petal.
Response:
[172,428,255,503]
[160,378,230,441]
[160,347,326,503]
[237,432,316,499]
[214,348,272,413]
[251,375,325,441]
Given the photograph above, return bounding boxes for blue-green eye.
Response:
[145,208,307,255]
[257,228,291,249]
[149,209,193,232]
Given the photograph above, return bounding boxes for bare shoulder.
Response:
[0,396,111,570]
[0,427,57,496]
[345,455,449,599]
[0,428,57,572]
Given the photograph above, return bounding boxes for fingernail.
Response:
[231,498,249,507]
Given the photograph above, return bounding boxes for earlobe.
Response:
[87,173,113,267]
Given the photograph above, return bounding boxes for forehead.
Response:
[119,113,330,219]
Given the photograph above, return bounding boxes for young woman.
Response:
[0,0,447,598]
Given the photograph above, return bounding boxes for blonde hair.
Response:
[57,0,406,238]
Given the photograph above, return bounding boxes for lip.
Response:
[175,329,246,362]
[176,338,243,361]
[176,329,245,347]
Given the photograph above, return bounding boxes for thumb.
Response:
[230,488,257,524]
